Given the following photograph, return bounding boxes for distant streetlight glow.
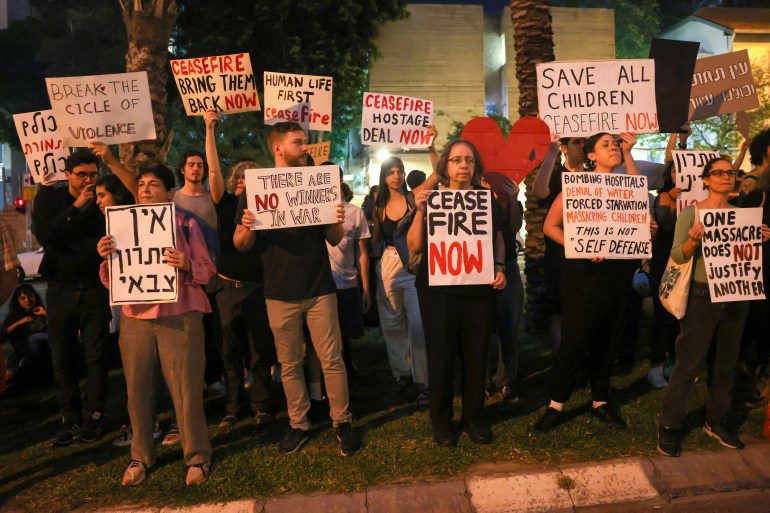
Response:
[376,148,392,161]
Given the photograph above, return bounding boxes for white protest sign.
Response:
[536,59,658,137]
[361,92,434,149]
[13,110,68,183]
[170,53,260,115]
[245,165,341,230]
[562,172,651,259]
[106,203,178,305]
[46,71,156,147]
[672,150,720,214]
[700,208,765,303]
[263,72,333,132]
[427,190,494,286]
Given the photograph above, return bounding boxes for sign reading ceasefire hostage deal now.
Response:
[245,165,341,230]
[536,59,658,137]
[361,93,434,149]
[13,109,68,183]
[562,172,651,259]
[171,53,260,115]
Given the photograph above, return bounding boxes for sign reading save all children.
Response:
[361,93,434,149]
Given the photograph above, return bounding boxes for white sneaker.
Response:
[186,463,210,485]
[648,365,668,389]
[121,460,146,486]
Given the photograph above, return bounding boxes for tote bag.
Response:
[658,206,698,320]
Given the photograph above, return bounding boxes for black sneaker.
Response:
[336,422,362,456]
[658,425,682,457]
[432,425,455,447]
[254,411,275,426]
[277,428,310,454]
[52,418,79,447]
[592,404,627,429]
[79,412,104,443]
[704,421,745,450]
[533,407,563,433]
[464,422,493,444]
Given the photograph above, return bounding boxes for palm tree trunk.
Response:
[510,0,555,329]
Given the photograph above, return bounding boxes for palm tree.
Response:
[510,0,555,328]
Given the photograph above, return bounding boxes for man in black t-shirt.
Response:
[234,122,360,456]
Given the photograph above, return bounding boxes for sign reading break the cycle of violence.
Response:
[46,71,156,146]
[427,190,494,286]
[361,93,434,149]
[673,149,720,214]
[106,203,178,306]
[536,59,658,137]
[13,110,68,183]
[171,53,261,115]
[245,165,341,230]
[562,172,651,259]
[700,208,765,303]
[263,72,333,131]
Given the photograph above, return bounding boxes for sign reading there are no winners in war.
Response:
[106,203,178,306]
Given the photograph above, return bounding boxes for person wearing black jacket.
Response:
[31,149,112,446]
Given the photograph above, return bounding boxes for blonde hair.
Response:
[228,160,258,193]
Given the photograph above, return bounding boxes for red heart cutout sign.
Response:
[461,116,551,190]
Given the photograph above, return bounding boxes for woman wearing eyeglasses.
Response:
[658,157,770,457]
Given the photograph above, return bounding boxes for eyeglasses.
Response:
[71,172,99,180]
[448,156,476,165]
[707,170,738,178]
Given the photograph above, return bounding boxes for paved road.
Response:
[577,490,770,513]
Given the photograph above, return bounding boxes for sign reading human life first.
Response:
[106,203,178,306]
[427,190,494,286]
[245,165,341,230]
[562,172,651,259]
[171,53,260,115]
[306,141,331,163]
[13,110,68,183]
[672,150,720,214]
[689,50,759,121]
[263,72,333,131]
[46,72,156,146]
[536,59,658,137]
[361,93,434,149]
[699,208,764,303]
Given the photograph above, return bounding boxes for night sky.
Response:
[412,0,511,13]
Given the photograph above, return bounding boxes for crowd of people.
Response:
[5,105,770,487]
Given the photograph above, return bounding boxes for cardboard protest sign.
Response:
[689,50,759,121]
[672,150,720,214]
[562,172,651,259]
[536,59,658,137]
[737,111,751,140]
[460,116,551,189]
[46,72,156,147]
[13,110,68,183]
[361,93,434,149]
[307,141,331,163]
[106,203,177,306]
[427,190,494,286]
[649,38,700,133]
[263,72,333,132]
[171,53,260,115]
[245,165,341,230]
[699,208,764,302]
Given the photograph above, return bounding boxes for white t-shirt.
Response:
[327,202,371,289]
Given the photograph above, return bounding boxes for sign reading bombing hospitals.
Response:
[699,208,765,303]
[689,50,759,121]
[46,72,156,146]
[263,72,333,131]
[672,150,720,214]
[536,59,658,137]
[170,53,260,115]
[562,172,651,259]
[106,203,178,306]
[427,190,494,286]
[361,93,434,149]
[13,110,68,183]
[245,165,341,230]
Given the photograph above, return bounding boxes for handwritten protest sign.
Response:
[699,208,764,302]
[536,59,658,137]
[13,110,68,183]
[689,50,759,121]
[672,150,720,214]
[263,72,333,132]
[106,203,177,306]
[307,141,331,163]
[46,72,156,146]
[427,190,494,286]
[170,53,260,115]
[562,172,651,259]
[361,93,434,149]
[245,165,341,230]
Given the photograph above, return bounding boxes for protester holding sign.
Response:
[658,157,770,458]
[97,164,215,486]
[407,139,507,447]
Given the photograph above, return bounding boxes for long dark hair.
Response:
[95,174,133,206]
[658,161,676,194]
[374,156,407,214]
[7,284,42,321]
[435,139,485,187]
[582,132,611,171]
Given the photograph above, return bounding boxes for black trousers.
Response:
[213,280,276,415]
[418,287,494,429]
[649,257,679,365]
[46,282,111,423]
[548,260,634,404]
